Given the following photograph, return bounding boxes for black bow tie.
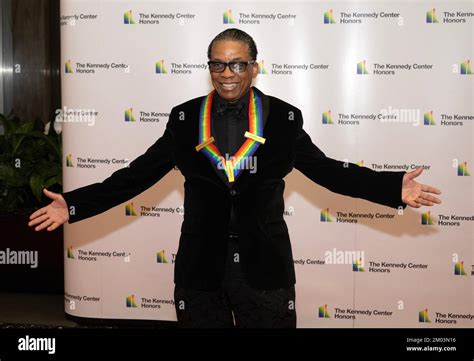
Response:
[216,100,245,115]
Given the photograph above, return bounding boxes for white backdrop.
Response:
[60,0,473,327]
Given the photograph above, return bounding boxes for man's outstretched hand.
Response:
[402,168,441,208]
[28,189,69,231]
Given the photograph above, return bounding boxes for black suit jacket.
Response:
[63,87,406,290]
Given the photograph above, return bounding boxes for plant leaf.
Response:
[16,121,35,134]
[30,174,44,202]
[44,176,58,189]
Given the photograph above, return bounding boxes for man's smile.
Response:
[220,82,239,90]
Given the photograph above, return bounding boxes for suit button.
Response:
[230,190,237,196]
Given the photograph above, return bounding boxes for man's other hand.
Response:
[402,167,442,208]
[28,189,69,231]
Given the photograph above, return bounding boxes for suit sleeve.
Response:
[293,110,406,209]
[62,109,177,223]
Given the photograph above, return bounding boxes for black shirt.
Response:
[211,90,250,234]
[211,89,250,158]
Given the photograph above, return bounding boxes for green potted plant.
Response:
[0,113,64,293]
[0,114,62,213]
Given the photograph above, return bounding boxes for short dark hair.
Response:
[207,28,258,61]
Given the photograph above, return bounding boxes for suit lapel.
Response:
[206,139,233,188]
[231,87,269,184]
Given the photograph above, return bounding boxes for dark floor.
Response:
[0,292,77,328]
[0,292,176,329]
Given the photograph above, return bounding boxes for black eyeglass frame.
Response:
[207,60,256,73]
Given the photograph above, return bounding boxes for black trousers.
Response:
[174,234,296,328]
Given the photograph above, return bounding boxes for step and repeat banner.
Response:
[60,0,473,327]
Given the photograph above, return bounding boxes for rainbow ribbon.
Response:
[195,88,265,182]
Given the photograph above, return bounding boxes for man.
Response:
[29,29,441,328]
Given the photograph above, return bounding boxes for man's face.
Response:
[209,40,258,102]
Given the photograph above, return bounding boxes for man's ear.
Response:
[252,62,258,79]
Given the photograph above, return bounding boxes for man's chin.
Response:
[215,88,242,102]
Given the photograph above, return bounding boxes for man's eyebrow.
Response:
[210,57,248,62]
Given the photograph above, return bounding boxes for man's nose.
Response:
[221,65,235,78]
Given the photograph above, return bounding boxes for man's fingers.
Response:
[35,219,53,232]
[415,198,434,206]
[28,214,49,227]
[421,193,441,204]
[422,184,441,195]
[43,188,60,201]
[407,199,421,208]
[406,192,441,208]
[47,222,60,232]
[408,167,423,179]
[30,207,47,220]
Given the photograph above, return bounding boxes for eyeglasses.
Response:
[207,60,256,73]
